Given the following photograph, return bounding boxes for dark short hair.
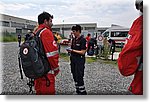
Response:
[87,33,91,36]
[135,0,143,10]
[71,26,76,31]
[38,12,53,25]
[71,24,81,33]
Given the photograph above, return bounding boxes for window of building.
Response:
[11,22,25,28]
[1,21,10,27]
[0,21,2,26]
[16,29,22,34]
[111,31,128,37]
[63,27,71,30]
[85,27,95,30]
[52,28,60,31]
[27,24,35,29]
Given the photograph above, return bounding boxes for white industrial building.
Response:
[0,13,37,35]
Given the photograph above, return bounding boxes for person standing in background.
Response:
[54,32,62,53]
[17,34,21,47]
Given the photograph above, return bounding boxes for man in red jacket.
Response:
[118,0,143,95]
[34,12,59,95]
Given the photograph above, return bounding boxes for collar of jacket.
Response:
[38,24,52,31]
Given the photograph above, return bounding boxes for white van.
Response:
[102,25,129,47]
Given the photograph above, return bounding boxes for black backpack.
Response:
[18,28,51,93]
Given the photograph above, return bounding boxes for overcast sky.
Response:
[0,0,141,27]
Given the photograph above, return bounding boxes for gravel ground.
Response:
[1,42,133,95]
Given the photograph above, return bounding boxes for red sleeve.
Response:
[40,29,59,70]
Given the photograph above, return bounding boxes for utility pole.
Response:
[62,20,64,37]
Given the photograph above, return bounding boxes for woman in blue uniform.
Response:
[66,25,87,95]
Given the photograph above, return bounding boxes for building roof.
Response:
[105,24,129,32]
[0,13,37,25]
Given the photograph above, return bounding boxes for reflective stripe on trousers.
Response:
[75,84,86,93]
[46,50,58,58]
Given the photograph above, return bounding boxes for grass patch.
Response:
[86,57,97,63]
[1,32,18,42]
[59,53,70,61]
[2,36,18,42]
[102,59,118,66]
[60,53,97,63]
[0,37,2,42]
[59,53,117,66]
[115,47,122,52]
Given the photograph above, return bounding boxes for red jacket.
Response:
[118,15,143,95]
[35,24,59,72]
[86,36,91,48]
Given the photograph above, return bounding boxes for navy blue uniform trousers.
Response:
[70,56,85,86]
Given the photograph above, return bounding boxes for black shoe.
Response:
[76,91,87,95]
[81,91,87,95]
